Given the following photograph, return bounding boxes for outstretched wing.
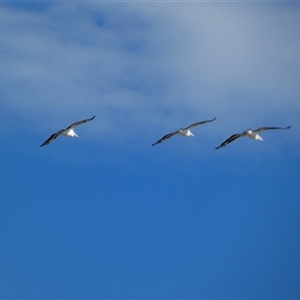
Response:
[215,133,246,149]
[152,131,180,146]
[184,117,216,130]
[253,125,291,133]
[65,116,96,130]
[40,131,62,147]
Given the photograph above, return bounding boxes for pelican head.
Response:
[244,129,252,134]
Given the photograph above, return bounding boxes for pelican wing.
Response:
[65,116,95,130]
[152,131,180,146]
[215,132,246,149]
[253,125,291,133]
[40,131,62,147]
[184,117,216,130]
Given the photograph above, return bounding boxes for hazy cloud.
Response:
[0,2,299,146]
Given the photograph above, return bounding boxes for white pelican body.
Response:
[245,130,263,141]
[178,129,194,137]
[62,128,79,138]
[40,116,95,147]
[215,125,290,149]
[152,118,215,146]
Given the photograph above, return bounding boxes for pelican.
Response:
[215,125,291,149]
[152,118,216,146]
[40,116,95,147]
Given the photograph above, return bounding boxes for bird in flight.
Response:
[40,116,95,147]
[215,125,291,149]
[152,118,216,146]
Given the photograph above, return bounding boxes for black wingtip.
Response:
[286,125,291,129]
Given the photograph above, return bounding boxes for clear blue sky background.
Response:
[0,1,300,299]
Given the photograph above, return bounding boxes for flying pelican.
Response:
[215,125,291,149]
[40,116,95,147]
[152,118,216,146]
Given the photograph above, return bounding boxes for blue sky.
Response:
[0,1,300,299]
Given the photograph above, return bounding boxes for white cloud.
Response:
[0,2,299,149]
